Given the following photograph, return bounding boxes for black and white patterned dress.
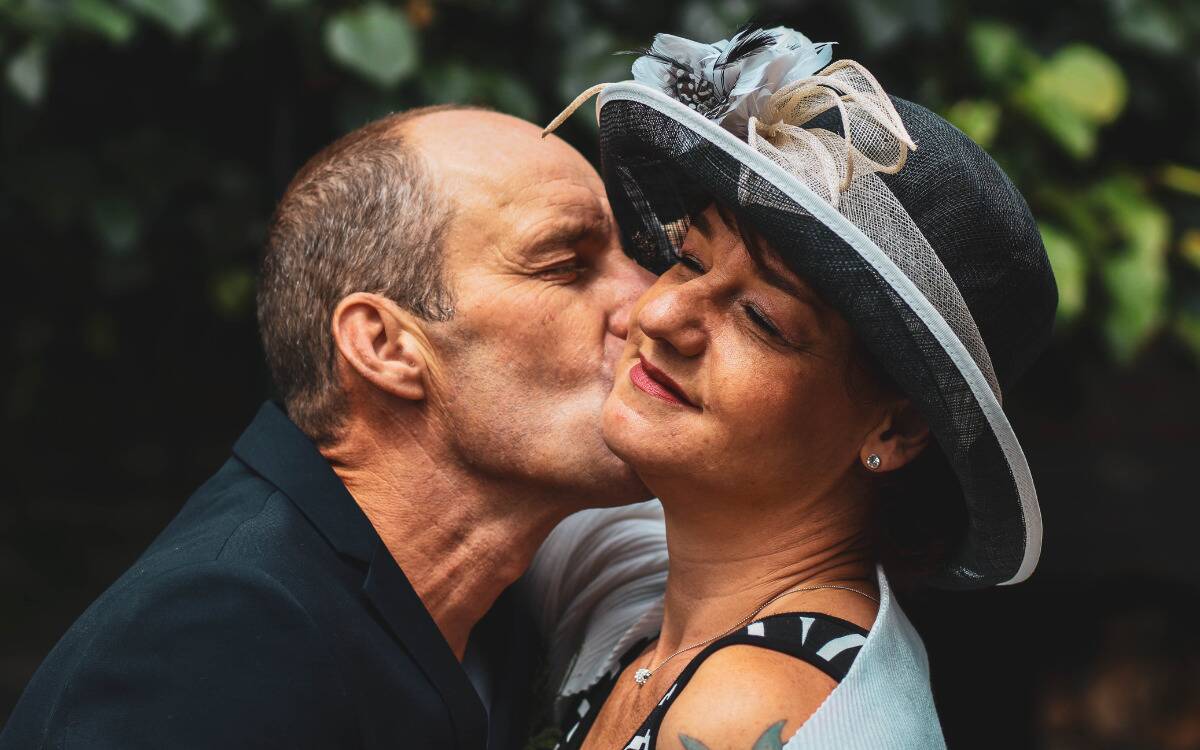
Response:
[555,611,869,750]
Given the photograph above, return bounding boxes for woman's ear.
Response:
[330,292,430,403]
[860,399,930,473]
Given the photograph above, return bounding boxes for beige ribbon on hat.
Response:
[542,60,916,206]
[745,59,917,208]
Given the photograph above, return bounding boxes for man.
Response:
[0,105,654,749]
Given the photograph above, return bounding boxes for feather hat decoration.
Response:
[629,24,834,137]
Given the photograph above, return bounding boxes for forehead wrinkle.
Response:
[508,178,607,244]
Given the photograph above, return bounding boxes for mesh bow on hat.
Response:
[546,26,1058,589]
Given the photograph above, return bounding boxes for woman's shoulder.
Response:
[656,643,838,750]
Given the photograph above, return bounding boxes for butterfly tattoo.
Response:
[679,719,787,750]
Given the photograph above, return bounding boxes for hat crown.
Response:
[880,98,1058,392]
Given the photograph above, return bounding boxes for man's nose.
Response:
[605,252,656,341]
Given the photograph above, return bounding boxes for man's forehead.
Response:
[405,111,609,252]
[393,112,608,282]
[404,109,601,201]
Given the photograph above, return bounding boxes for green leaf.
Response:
[1016,93,1097,159]
[6,40,48,104]
[1091,177,1171,361]
[1014,44,1126,159]
[1092,176,1171,258]
[124,0,212,36]
[1033,45,1127,124]
[1159,164,1200,197]
[967,21,1036,84]
[945,99,1001,148]
[1039,223,1087,324]
[71,0,136,44]
[323,3,418,88]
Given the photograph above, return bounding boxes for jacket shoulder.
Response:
[0,559,355,749]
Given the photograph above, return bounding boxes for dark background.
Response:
[2,0,1199,747]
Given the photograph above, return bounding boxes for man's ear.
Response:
[331,292,430,403]
[860,399,931,473]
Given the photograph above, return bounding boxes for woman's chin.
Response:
[601,381,693,476]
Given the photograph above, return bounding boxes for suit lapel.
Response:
[476,585,537,750]
[363,540,489,750]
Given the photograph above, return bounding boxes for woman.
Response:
[534,25,1056,750]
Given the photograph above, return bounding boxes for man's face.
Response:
[409,111,654,507]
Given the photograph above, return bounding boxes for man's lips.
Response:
[629,357,696,408]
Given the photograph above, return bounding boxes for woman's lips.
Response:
[629,358,696,408]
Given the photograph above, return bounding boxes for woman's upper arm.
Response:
[657,645,837,750]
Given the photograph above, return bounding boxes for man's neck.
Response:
[651,476,877,657]
[321,415,572,659]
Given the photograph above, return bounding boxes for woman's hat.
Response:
[546,26,1058,589]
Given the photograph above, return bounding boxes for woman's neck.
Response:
[652,481,877,656]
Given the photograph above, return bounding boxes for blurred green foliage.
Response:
[946,11,1199,363]
[1,0,1199,433]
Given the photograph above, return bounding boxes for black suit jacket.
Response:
[1,402,535,749]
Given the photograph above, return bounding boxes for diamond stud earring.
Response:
[865,453,882,470]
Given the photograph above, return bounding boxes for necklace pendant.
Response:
[633,668,652,686]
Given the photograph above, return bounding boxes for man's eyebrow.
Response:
[529,212,609,249]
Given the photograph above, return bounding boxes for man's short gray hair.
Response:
[258,105,473,444]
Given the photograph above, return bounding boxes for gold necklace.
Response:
[632,583,879,686]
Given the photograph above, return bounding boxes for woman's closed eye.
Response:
[743,303,783,338]
[676,251,706,274]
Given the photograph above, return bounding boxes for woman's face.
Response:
[601,204,890,505]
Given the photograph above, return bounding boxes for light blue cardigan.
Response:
[527,500,947,749]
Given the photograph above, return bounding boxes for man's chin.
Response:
[572,448,652,509]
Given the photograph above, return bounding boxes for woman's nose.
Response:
[635,282,707,357]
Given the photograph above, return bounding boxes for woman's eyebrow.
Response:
[689,209,714,239]
[758,258,828,324]
[760,264,804,298]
